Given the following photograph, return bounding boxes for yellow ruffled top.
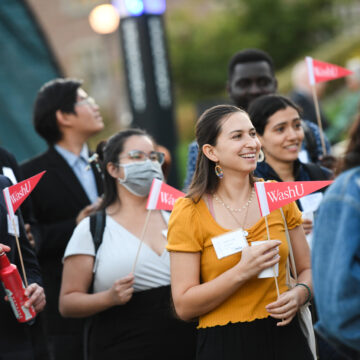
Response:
[166,188,302,329]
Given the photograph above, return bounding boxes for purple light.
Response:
[143,0,166,14]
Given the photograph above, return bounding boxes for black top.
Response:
[0,175,42,352]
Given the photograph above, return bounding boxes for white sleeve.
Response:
[63,217,95,260]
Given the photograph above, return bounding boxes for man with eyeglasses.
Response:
[21,78,104,360]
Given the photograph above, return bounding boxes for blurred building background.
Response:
[27,0,129,139]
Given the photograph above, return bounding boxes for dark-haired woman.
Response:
[167,105,313,359]
[59,129,196,360]
[248,94,332,241]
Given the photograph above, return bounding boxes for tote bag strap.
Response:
[280,208,298,282]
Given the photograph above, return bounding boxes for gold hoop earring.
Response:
[258,149,265,163]
[214,163,224,179]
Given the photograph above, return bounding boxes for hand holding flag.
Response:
[3,171,46,221]
[2,171,46,287]
[132,179,185,273]
[254,180,332,300]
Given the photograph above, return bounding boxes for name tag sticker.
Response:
[7,214,19,236]
[211,229,248,259]
[251,240,279,278]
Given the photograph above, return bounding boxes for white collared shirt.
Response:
[54,144,98,203]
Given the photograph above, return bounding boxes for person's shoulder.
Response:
[21,149,52,172]
[290,90,308,102]
[303,119,320,132]
[321,167,360,206]
[254,161,268,178]
[0,174,12,188]
[64,216,94,259]
[68,216,92,245]
[319,165,332,179]
[170,196,204,225]
[333,167,360,192]
[0,146,17,162]
[301,161,332,181]
[173,196,197,212]
[254,161,278,181]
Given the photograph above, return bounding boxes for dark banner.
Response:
[120,14,179,186]
[0,0,62,162]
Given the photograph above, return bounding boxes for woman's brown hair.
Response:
[187,104,254,202]
[338,114,360,173]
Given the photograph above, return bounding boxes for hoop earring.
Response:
[258,149,265,163]
[214,163,224,179]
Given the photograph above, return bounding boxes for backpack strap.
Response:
[88,210,106,294]
[89,210,106,254]
[84,210,106,360]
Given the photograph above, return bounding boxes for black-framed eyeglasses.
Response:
[75,96,97,107]
[119,150,165,165]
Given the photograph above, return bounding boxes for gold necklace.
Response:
[214,188,255,236]
[213,188,255,213]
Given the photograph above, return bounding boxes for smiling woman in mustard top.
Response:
[167,105,313,360]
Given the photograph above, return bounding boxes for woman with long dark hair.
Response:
[167,105,313,359]
[248,94,332,239]
[59,129,196,360]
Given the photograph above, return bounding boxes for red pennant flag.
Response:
[146,179,185,211]
[255,180,333,217]
[306,56,353,85]
[3,171,46,219]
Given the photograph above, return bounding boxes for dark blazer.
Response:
[21,146,103,337]
[0,175,42,353]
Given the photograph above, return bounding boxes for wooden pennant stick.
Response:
[264,215,280,299]
[132,210,152,273]
[310,84,327,156]
[11,218,28,287]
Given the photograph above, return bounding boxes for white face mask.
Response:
[118,159,164,197]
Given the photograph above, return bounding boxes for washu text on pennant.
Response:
[3,171,46,220]
[306,57,353,85]
[146,179,185,211]
[255,180,333,217]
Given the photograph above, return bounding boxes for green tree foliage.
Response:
[167,0,337,102]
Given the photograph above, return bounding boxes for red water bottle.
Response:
[0,250,36,322]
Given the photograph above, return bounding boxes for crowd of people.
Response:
[0,47,359,360]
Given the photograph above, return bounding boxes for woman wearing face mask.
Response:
[59,129,197,360]
[248,95,332,239]
[167,105,313,359]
